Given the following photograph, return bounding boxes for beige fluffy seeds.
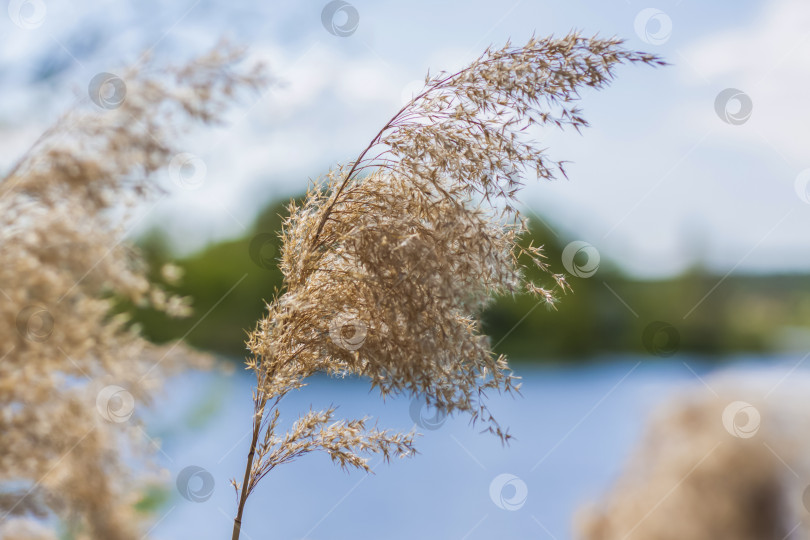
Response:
[2,32,661,539]
[1,47,263,538]
[231,33,662,539]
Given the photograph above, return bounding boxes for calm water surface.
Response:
[144,356,800,539]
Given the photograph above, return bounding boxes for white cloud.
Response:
[681,0,810,164]
[5,0,810,274]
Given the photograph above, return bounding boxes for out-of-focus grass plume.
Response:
[577,378,810,539]
[0,46,263,538]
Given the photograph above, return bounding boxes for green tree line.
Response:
[130,196,810,362]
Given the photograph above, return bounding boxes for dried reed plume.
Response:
[232,32,663,538]
[0,47,262,539]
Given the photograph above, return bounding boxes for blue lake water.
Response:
[143,356,800,539]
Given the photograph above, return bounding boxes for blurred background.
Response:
[3,0,810,538]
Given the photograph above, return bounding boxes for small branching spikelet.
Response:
[0,46,262,538]
[233,32,662,538]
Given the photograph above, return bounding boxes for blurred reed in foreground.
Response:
[0,46,262,539]
[577,374,810,539]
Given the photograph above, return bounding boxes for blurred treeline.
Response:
[131,196,810,363]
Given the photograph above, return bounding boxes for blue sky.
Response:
[2,0,808,277]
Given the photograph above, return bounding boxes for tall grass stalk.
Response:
[230,32,662,539]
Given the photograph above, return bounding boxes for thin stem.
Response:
[231,403,263,540]
[309,70,464,246]
[308,51,509,248]
[308,108,404,245]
